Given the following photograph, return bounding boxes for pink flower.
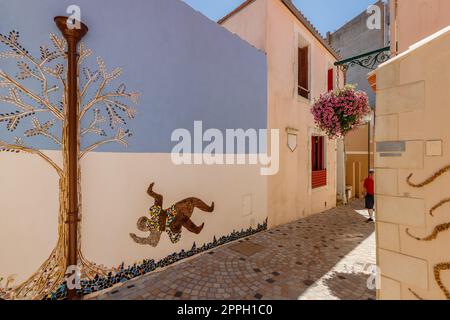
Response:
[311,84,370,139]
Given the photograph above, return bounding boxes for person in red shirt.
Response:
[363,169,375,222]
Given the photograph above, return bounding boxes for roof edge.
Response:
[218,0,340,60]
[280,0,340,60]
[217,0,256,24]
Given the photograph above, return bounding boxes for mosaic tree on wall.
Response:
[0,30,139,299]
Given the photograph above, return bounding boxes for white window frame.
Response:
[326,59,335,92]
[308,127,329,194]
[294,28,312,104]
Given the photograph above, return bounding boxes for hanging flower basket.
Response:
[311,84,370,139]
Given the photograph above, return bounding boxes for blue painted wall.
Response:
[0,0,267,153]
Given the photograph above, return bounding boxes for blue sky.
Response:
[183,0,380,36]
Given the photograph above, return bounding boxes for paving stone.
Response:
[254,293,263,300]
[90,200,375,301]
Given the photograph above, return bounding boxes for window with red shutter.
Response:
[311,136,327,189]
[327,68,334,92]
[298,46,310,99]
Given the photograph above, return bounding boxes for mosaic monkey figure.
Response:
[129,217,162,247]
[130,183,214,246]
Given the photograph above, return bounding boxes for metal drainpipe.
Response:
[393,0,399,55]
[368,118,371,175]
[54,16,88,300]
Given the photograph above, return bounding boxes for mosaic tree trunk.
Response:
[10,125,70,299]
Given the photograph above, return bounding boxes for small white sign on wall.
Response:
[426,140,443,157]
[286,127,299,152]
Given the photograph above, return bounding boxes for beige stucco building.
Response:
[368,0,450,300]
[219,0,344,227]
[373,26,450,300]
[390,0,450,55]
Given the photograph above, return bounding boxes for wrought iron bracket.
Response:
[334,46,391,72]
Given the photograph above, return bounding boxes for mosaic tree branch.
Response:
[80,71,98,98]
[24,117,62,146]
[0,31,60,76]
[10,244,66,300]
[78,57,118,117]
[0,109,48,131]
[406,165,450,188]
[79,91,139,120]
[77,43,92,65]
[43,62,66,95]
[0,139,63,176]
[0,70,63,120]
[0,90,47,114]
[77,249,114,280]
[0,31,66,117]
[81,108,106,137]
[79,128,131,159]
[406,222,450,241]
[0,31,65,69]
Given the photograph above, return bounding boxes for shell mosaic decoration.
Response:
[0,30,139,300]
[405,165,450,300]
[48,220,268,300]
[406,165,450,189]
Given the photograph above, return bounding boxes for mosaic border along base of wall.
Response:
[46,219,268,300]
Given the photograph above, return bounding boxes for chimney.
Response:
[326,31,332,45]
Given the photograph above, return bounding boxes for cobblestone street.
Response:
[90,200,376,300]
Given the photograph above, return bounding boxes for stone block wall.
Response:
[374,27,450,300]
